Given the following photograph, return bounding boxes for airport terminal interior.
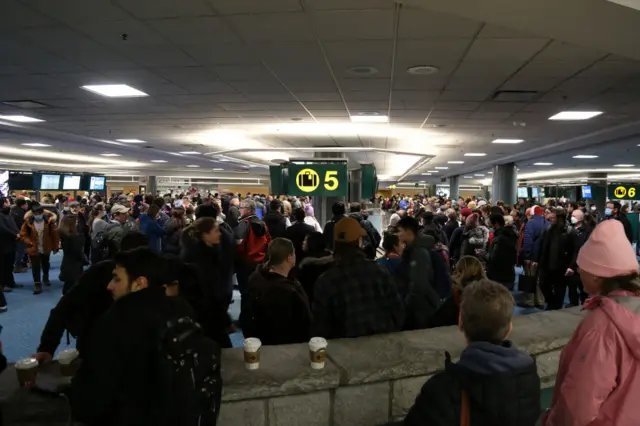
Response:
[2,0,640,425]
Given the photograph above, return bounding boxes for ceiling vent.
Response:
[492,91,538,102]
[2,100,49,109]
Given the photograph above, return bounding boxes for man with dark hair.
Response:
[486,214,518,290]
[11,197,29,273]
[32,232,150,363]
[606,201,633,243]
[243,238,312,345]
[323,201,346,250]
[263,199,288,240]
[405,279,540,426]
[69,247,198,426]
[313,217,404,339]
[285,208,315,265]
[396,216,439,329]
[348,202,381,259]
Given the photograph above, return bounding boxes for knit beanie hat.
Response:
[577,220,638,278]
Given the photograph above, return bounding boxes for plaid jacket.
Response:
[312,253,405,339]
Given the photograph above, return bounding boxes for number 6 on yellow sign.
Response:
[629,188,636,198]
[324,171,339,191]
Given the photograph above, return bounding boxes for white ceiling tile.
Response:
[468,111,512,120]
[24,0,131,23]
[464,39,550,62]
[312,10,394,40]
[247,93,297,102]
[435,102,481,111]
[1,0,56,28]
[71,20,168,46]
[147,17,239,45]
[213,65,273,81]
[338,78,389,91]
[230,81,288,94]
[183,43,257,65]
[396,39,471,64]
[535,41,607,62]
[476,102,525,113]
[116,46,198,67]
[393,91,440,102]
[323,40,393,62]
[347,101,389,111]
[305,0,393,10]
[342,90,389,101]
[301,102,346,110]
[211,0,302,14]
[259,102,306,111]
[59,48,139,71]
[306,110,349,117]
[393,76,448,91]
[500,77,564,92]
[228,13,314,42]
[477,24,543,39]
[399,9,483,39]
[217,102,263,111]
[114,0,214,19]
[293,92,343,102]
[283,80,337,92]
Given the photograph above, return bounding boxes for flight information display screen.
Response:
[40,174,61,190]
[90,176,106,191]
[63,175,81,190]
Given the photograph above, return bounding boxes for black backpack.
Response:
[157,317,222,426]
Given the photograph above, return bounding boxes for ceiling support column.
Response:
[492,163,517,205]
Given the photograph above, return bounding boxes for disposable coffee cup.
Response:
[58,348,80,377]
[243,338,262,370]
[309,337,328,370]
[15,357,39,387]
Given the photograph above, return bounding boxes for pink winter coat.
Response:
[542,290,640,426]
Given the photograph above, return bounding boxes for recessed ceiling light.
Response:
[406,65,439,76]
[116,139,145,143]
[212,168,224,171]
[573,155,599,159]
[81,84,148,98]
[346,66,379,76]
[350,115,389,123]
[448,161,464,164]
[488,171,493,174]
[151,160,168,163]
[463,175,473,178]
[549,111,603,120]
[421,173,431,176]
[614,164,635,167]
[100,153,121,157]
[492,139,524,144]
[179,151,201,155]
[21,143,51,147]
[427,170,438,173]
[186,165,200,168]
[474,174,484,176]
[435,166,449,170]
[0,115,45,123]
[464,153,486,157]
[534,162,553,166]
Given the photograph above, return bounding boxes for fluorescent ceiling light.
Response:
[21,143,50,147]
[421,173,431,176]
[464,153,486,157]
[488,171,493,174]
[534,162,553,166]
[463,175,473,178]
[179,151,201,155]
[614,164,635,167]
[350,115,389,123]
[0,115,45,123]
[549,111,603,120]
[474,174,484,176]
[116,139,145,143]
[435,166,448,170]
[212,168,224,171]
[573,155,599,159]
[492,139,524,144]
[427,170,438,173]
[448,161,464,164]
[81,84,148,98]
[186,165,200,168]
[100,153,121,157]
[151,160,168,163]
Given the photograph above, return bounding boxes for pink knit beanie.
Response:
[577,220,639,278]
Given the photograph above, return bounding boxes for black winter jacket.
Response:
[0,209,19,255]
[242,267,312,345]
[263,210,288,240]
[285,222,315,266]
[404,341,541,426]
[297,253,334,305]
[323,215,345,251]
[349,212,382,259]
[486,225,518,287]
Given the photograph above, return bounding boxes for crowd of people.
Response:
[0,188,638,425]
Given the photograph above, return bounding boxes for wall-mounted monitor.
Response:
[531,187,539,198]
[39,174,61,190]
[517,187,529,198]
[89,176,106,191]
[582,185,592,199]
[62,175,81,190]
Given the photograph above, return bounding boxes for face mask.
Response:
[34,214,43,221]
[570,216,578,225]
[591,206,596,211]
[605,208,613,216]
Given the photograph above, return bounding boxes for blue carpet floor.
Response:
[0,255,546,362]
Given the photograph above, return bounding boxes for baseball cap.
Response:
[111,204,130,215]
[69,201,80,208]
[334,217,366,244]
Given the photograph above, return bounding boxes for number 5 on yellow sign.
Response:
[324,171,339,191]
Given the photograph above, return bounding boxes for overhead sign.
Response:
[608,184,640,200]
[288,163,347,196]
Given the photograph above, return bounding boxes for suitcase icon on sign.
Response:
[297,170,318,189]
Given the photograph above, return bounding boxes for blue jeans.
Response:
[14,241,26,267]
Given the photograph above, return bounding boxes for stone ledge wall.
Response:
[219,307,586,426]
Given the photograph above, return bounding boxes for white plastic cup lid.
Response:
[16,357,38,369]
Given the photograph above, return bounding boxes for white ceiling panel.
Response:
[24,0,131,23]
[183,43,257,65]
[71,20,168,46]
[211,0,302,14]
[399,9,483,38]
[147,17,240,45]
[323,40,393,62]
[304,0,393,10]
[246,93,297,102]
[114,0,214,19]
[1,0,56,29]
[115,45,198,67]
[312,10,394,40]
[212,65,273,81]
[227,13,314,42]
[463,39,550,62]
[396,39,471,63]
[477,24,545,39]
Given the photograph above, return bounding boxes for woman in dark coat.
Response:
[297,232,334,305]
[181,217,232,348]
[59,214,88,294]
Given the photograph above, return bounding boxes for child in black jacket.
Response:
[404,279,541,426]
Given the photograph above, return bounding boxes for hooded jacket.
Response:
[542,290,640,426]
[263,210,288,239]
[298,253,334,305]
[405,341,541,426]
[243,266,312,345]
[21,210,59,256]
[323,214,345,251]
[403,234,440,330]
[486,225,518,286]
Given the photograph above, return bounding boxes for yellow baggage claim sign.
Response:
[609,184,640,200]
[288,164,348,196]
